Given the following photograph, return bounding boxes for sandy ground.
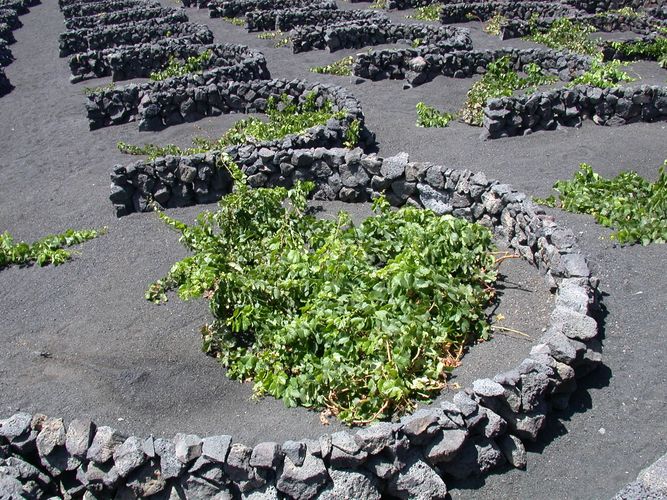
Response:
[0,1,665,498]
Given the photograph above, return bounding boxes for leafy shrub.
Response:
[223,16,245,26]
[484,13,508,36]
[118,93,344,160]
[460,57,558,126]
[83,82,115,95]
[610,36,667,68]
[416,102,455,127]
[525,17,599,56]
[0,228,102,269]
[149,50,212,81]
[534,162,667,245]
[344,119,361,148]
[568,59,634,87]
[370,0,386,9]
[309,56,354,76]
[600,7,642,18]
[147,162,497,424]
[407,4,443,21]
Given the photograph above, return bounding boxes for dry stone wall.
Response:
[482,84,667,138]
[246,6,386,32]
[84,48,270,129]
[208,0,331,19]
[564,0,659,14]
[439,1,575,23]
[61,0,157,19]
[58,13,209,57]
[1,149,602,499]
[63,6,178,30]
[291,19,472,53]
[353,47,592,87]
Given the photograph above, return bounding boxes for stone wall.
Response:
[439,1,575,24]
[482,84,667,139]
[209,0,331,19]
[0,0,29,16]
[600,33,665,61]
[0,38,12,66]
[0,8,21,30]
[58,15,212,57]
[0,22,14,44]
[85,50,271,129]
[64,6,177,30]
[291,19,472,54]
[61,0,156,19]
[69,39,266,83]
[0,66,11,96]
[564,0,659,14]
[243,2,336,31]
[353,47,592,88]
[1,148,602,499]
[246,6,387,32]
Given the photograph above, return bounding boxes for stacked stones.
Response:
[482,84,667,138]
[4,149,601,498]
[63,5,177,30]
[61,0,158,18]
[290,19,473,54]
[600,32,666,61]
[208,0,331,19]
[353,47,593,87]
[247,5,387,32]
[564,0,660,14]
[439,1,577,24]
[0,0,37,96]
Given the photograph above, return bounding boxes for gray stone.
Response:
[174,433,202,464]
[400,409,439,444]
[339,161,369,188]
[250,442,281,469]
[498,434,527,469]
[40,447,80,476]
[281,440,306,467]
[36,418,66,457]
[550,306,598,341]
[452,391,479,417]
[319,468,381,500]
[154,438,184,479]
[202,435,232,463]
[559,253,590,277]
[441,437,504,479]
[0,475,23,498]
[354,422,395,455]
[479,407,507,438]
[276,453,329,500]
[387,452,448,500]
[181,475,230,498]
[86,426,126,464]
[417,183,452,215]
[424,429,467,464]
[66,419,95,458]
[0,413,32,441]
[380,152,409,181]
[472,378,505,398]
[541,329,577,364]
[143,436,156,458]
[125,462,166,497]
[242,484,280,499]
[113,436,146,478]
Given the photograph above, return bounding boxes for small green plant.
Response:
[369,0,386,9]
[222,16,245,26]
[534,162,667,245]
[568,59,634,87]
[600,7,642,18]
[83,82,115,95]
[118,93,345,160]
[343,119,361,148]
[525,17,599,56]
[0,228,103,269]
[149,50,212,81]
[610,36,667,68]
[484,13,508,36]
[310,55,354,76]
[411,37,423,48]
[460,57,558,126]
[407,4,443,21]
[274,35,291,48]
[257,31,278,39]
[147,162,497,423]
[416,102,455,127]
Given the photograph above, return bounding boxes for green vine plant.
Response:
[146,160,498,424]
[407,4,443,21]
[369,0,387,9]
[149,50,212,81]
[343,119,361,148]
[309,55,354,76]
[534,161,667,245]
[83,82,115,96]
[525,17,599,56]
[117,93,346,160]
[568,58,634,87]
[610,36,667,69]
[416,102,456,127]
[0,228,103,269]
[598,7,642,18]
[222,16,245,26]
[484,13,508,36]
[460,57,558,126]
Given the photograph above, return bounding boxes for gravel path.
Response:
[0,1,665,498]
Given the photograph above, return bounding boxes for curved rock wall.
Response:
[482,84,667,138]
[3,148,601,499]
[209,0,331,19]
[58,13,210,57]
[439,1,575,23]
[353,47,592,87]
[246,5,386,32]
[564,0,659,14]
[85,49,270,129]
[63,6,177,30]
[291,19,472,54]
[61,0,157,19]
[69,39,265,83]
